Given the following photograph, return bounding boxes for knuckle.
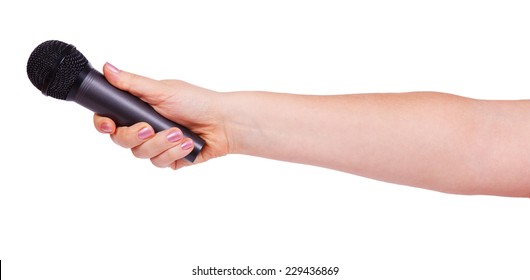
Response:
[109,134,122,147]
[131,147,148,159]
[117,72,134,91]
[112,136,130,148]
[150,158,168,168]
[163,79,187,87]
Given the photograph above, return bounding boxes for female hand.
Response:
[93,63,231,169]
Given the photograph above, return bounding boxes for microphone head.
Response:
[26,40,89,100]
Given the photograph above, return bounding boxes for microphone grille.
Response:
[26,40,89,100]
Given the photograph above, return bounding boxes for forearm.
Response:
[222,91,530,196]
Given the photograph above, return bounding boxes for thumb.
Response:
[102,62,168,105]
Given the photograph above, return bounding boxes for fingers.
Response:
[111,123,154,149]
[94,112,194,167]
[132,128,194,168]
[148,137,195,168]
[94,114,195,168]
[102,62,169,105]
[93,114,154,149]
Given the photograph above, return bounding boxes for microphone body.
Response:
[69,65,205,162]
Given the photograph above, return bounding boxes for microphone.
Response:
[26,40,205,163]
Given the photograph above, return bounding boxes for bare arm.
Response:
[222,91,530,197]
[94,63,530,197]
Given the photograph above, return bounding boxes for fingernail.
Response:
[105,62,120,74]
[181,140,194,150]
[167,129,183,143]
[138,127,154,140]
[100,122,113,133]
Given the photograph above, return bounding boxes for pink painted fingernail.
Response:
[181,140,194,150]
[138,127,154,140]
[100,122,112,133]
[167,129,183,143]
[105,62,120,74]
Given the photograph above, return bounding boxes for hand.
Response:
[93,63,230,169]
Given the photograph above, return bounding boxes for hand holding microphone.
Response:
[27,40,228,167]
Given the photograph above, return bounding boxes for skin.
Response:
[94,63,530,197]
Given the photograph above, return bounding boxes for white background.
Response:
[1,0,530,279]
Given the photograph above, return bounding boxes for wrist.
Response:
[218,91,257,155]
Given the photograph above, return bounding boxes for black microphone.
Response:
[26,40,205,163]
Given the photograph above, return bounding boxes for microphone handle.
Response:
[67,67,205,163]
